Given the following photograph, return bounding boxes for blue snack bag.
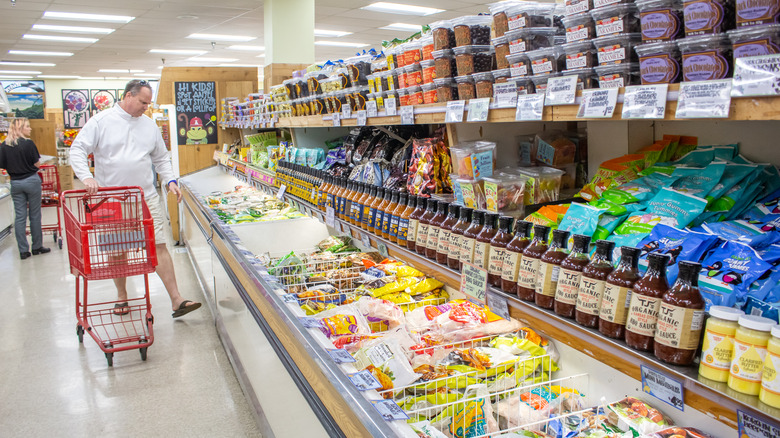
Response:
[558,203,605,243]
[615,188,708,236]
[698,241,773,310]
[705,164,759,204]
[657,148,715,167]
[701,220,780,249]
[670,162,726,198]
[636,224,720,283]
[744,297,780,323]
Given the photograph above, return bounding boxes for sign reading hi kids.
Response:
[175,81,217,145]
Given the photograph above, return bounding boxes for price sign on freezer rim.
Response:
[281,293,299,304]
[487,293,510,320]
[737,410,780,438]
[460,262,488,304]
[371,400,409,421]
[676,79,732,119]
[327,348,357,364]
[299,317,324,329]
[348,370,382,391]
[276,184,287,200]
[622,84,668,119]
[360,232,372,249]
[325,206,336,228]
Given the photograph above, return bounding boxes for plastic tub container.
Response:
[396,68,408,89]
[562,40,597,70]
[506,28,559,55]
[493,68,512,83]
[431,20,456,51]
[728,24,780,62]
[678,33,733,81]
[420,35,435,61]
[562,13,597,42]
[507,52,532,77]
[404,41,423,66]
[352,86,370,110]
[511,76,536,94]
[384,89,398,107]
[591,3,641,37]
[493,36,511,69]
[527,47,565,75]
[595,62,641,87]
[566,0,595,16]
[420,59,436,84]
[636,41,682,83]
[405,63,423,87]
[484,173,529,216]
[491,1,514,36]
[517,167,566,204]
[507,2,558,29]
[457,178,487,210]
[474,71,496,98]
[594,0,633,7]
[455,74,477,101]
[736,0,780,27]
[366,73,378,94]
[433,49,457,79]
[636,0,684,42]
[386,46,399,70]
[421,83,438,104]
[453,15,493,46]
[593,33,642,65]
[453,45,495,76]
[563,67,597,89]
[683,0,735,36]
[398,88,411,106]
[434,77,459,102]
[346,54,373,86]
[530,72,561,93]
[406,86,424,106]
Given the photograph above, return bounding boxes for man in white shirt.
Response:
[70,80,201,318]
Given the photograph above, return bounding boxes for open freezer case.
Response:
[179,165,738,438]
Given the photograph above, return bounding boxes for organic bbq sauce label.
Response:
[641,9,682,41]
[460,237,477,263]
[639,54,680,83]
[683,0,725,36]
[682,50,730,81]
[576,277,607,315]
[599,284,632,324]
[407,219,419,243]
[536,262,560,297]
[488,247,506,276]
[426,227,441,254]
[733,38,780,58]
[502,252,522,281]
[517,257,540,289]
[473,241,490,269]
[626,294,663,337]
[555,268,582,305]
[415,223,430,248]
[655,303,705,350]
[736,0,780,27]
[437,230,451,254]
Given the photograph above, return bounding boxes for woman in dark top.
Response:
[0,117,50,259]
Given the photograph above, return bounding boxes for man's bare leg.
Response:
[113,277,128,302]
[155,243,194,311]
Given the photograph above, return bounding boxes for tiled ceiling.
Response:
[0,0,525,81]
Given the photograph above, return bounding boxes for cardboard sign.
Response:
[640,365,685,411]
[460,262,488,304]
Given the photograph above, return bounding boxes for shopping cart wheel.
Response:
[58,238,63,249]
[139,347,148,361]
[105,352,114,367]
[76,324,84,343]
[53,231,57,243]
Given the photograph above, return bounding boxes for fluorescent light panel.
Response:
[187,33,256,42]
[32,24,114,34]
[134,73,161,77]
[78,76,105,80]
[23,34,98,43]
[361,2,443,16]
[227,45,265,51]
[0,70,42,74]
[0,75,34,79]
[314,29,352,37]
[42,11,134,23]
[314,41,369,47]
[149,49,207,55]
[188,57,238,62]
[218,64,262,67]
[9,50,72,56]
[0,61,56,67]
[380,23,423,31]
[99,69,144,73]
[38,75,80,78]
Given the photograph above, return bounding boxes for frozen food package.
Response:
[606,397,673,436]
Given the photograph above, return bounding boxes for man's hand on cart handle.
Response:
[84,177,99,195]
[168,180,182,203]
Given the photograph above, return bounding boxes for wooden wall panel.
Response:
[178,144,220,176]
[263,63,308,91]
[30,119,56,157]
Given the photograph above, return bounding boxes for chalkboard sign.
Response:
[174,81,217,145]
[62,89,90,128]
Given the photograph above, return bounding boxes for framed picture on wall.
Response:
[7,93,45,119]
[90,89,117,114]
[2,80,45,94]
[62,89,90,128]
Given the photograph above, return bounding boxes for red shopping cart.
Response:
[62,186,157,366]
[35,165,63,249]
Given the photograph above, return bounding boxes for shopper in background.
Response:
[69,80,201,318]
[0,117,50,260]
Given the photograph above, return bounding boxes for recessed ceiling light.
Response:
[78,76,105,80]
[0,75,34,79]
[157,66,164,69]
[187,33,256,42]
[361,2,443,16]
[9,50,73,57]
[177,14,199,20]
[23,34,99,43]
[99,69,144,73]
[0,70,42,75]
[32,24,115,34]
[380,23,423,31]
[149,49,208,55]
[314,29,353,37]
[42,11,135,23]
[134,73,161,77]
[187,57,238,62]
[314,41,369,48]
[38,75,81,79]
[0,61,56,67]
[227,45,265,51]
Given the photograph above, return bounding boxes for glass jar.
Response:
[536,229,571,309]
[654,261,706,366]
[576,240,616,328]
[517,225,550,302]
[599,247,642,339]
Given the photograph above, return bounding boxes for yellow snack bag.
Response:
[320,314,361,338]
[408,277,445,295]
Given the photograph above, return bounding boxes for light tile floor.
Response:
[0,197,261,437]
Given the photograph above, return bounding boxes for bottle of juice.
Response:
[501,220,532,295]
[655,261,706,366]
[397,194,415,247]
[575,240,615,328]
[488,216,514,288]
[449,207,472,270]
[460,211,484,266]
[473,213,498,270]
[426,201,448,260]
[381,191,399,239]
[407,196,427,251]
[536,229,570,309]
[517,225,550,302]
[626,253,670,352]
[599,246,641,340]
[699,306,744,383]
[554,234,591,318]
[368,188,385,234]
[389,193,407,244]
[728,315,776,396]
[759,325,780,408]
[437,204,460,265]
[416,200,437,256]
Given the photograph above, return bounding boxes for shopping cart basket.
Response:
[62,186,157,366]
[36,165,63,248]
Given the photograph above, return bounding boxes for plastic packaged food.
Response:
[432,19,456,51]
[517,167,566,204]
[636,40,682,83]
[492,68,512,84]
[607,397,673,436]
[433,77,459,102]
[591,3,641,37]
[453,45,495,76]
[420,59,436,85]
[534,131,577,167]
[507,2,558,29]
[506,28,559,54]
[759,324,780,408]
[493,36,511,69]
[728,24,780,61]
[594,62,640,87]
[397,88,409,107]
[420,35,435,61]
[561,41,597,70]
[511,76,536,94]
[453,15,493,47]
[407,86,424,105]
[507,52,533,77]
[455,74,477,101]
[491,2,513,37]
[728,314,776,395]
[678,33,733,81]
[576,240,615,328]
[404,42,423,66]
[567,0,595,16]
[562,13,597,42]
[473,71,495,98]
[529,73,556,94]
[421,83,438,104]
[405,63,424,87]
[736,0,780,27]
[527,47,566,74]
[484,173,529,216]
[593,33,642,65]
[433,49,457,79]
[563,67,597,89]
[346,54,373,86]
[683,0,736,36]
[637,0,684,42]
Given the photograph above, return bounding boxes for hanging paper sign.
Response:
[622,84,669,119]
[175,81,218,145]
[545,75,578,105]
[675,79,732,119]
[385,97,398,116]
[366,100,379,117]
[577,88,618,118]
[487,293,510,320]
[640,365,685,411]
[445,100,465,123]
[493,82,518,108]
[466,98,491,122]
[400,105,415,124]
[332,112,341,127]
[357,110,367,126]
[732,54,780,97]
[90,89,117,115]
[460,262,488,304]
[515,93,545,121]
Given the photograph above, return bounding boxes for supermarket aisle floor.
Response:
[0,201,261,437]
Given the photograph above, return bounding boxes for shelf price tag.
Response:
[493,82,518,108]
[348,370,382,391]
[445,100,466,123]
[342,104,352,119]
[676,79,733,119]
[377,242,389,259]
[360,232,372,248]
[331,112,341,127]
[577,88,618,119]
[640,365,684,411]
[622,84,669,119]
[366,100,379,117]
[299,317,324,329]
[545,75,578,105]
[486,293,510,320]
[371,400,410,421]
[732,54,780,97]
[400,105,415,125]
[357,110,367,126]
[737,410,780,438]
[325,206,336,228]
[515,93,546,121]
[385,97,398,116]
[281,293,299,304]
[460,262,488,304]
[467,98,491,122]
[276,184,287,200]
[327,348,357,364]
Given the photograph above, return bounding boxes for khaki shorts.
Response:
[145,195,166,245]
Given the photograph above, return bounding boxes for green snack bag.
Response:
[589,197,644,217]
[638,165,676,177]
[670,162,726,198]
[593,213,629,241]
[658,148,715,167]
[614,188,708,235]
[601,173,680,206]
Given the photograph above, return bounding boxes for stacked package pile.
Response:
[205,186,306,224]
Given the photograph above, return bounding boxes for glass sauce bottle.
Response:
[626,253,671,352]
[599,247,641,339]
[554,235,591,318]
[407,196,426,251]
[368,188,385,234]
[341,181,353,221]
[654,261,706,366]
[473,213,498,270]
[449,208,473,270]
[575,240,615,328]
[357,184,372,230]
[459,211,484,267]
[332,178,344,217]
[381,191,399,239]
[501,221,532,295]
[488,216,514,288]
[320,175,332,211]
[375,189,392,236]
[389,193,408,244]
[397,194,415,247]
[415,200,437,256]
[437,204,460,265]
[426,201,448,260]
[517,225,550,302]
[362,186,377,230]
[352,183,366,225]
[536,229,570,309]
[348,182,360,225]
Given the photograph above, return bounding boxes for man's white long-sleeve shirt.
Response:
[70,104,175,198]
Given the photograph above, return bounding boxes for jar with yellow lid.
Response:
[699,306,744,382]
[759,324,780,408]
[728,315,776,395]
